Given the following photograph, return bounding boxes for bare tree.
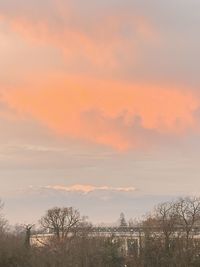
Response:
[175,197,200,247]
[154,201,177,251]
[40,207,80,240]
[140,197,200,267]
[0,200,8,234]
[24,224,34,248]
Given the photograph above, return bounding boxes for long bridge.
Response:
[31,227,142,254]
[31,226,200,255]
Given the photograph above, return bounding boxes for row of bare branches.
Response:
[1,197,200,266]
[140,196,200,266]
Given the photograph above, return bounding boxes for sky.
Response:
[0,0,200,225]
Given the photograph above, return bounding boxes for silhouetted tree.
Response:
[40,207,80,240]
[119,212,127,227]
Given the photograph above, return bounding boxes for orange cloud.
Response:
[0,1,158,68]
[3,74,199,150]
[0,2,198,150]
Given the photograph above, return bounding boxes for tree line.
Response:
[1,196,200,266]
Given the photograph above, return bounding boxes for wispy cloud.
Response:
[44,184,136,194]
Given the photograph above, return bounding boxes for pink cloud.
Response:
[44,184,136,194]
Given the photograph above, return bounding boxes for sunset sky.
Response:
[0,0,200,224]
